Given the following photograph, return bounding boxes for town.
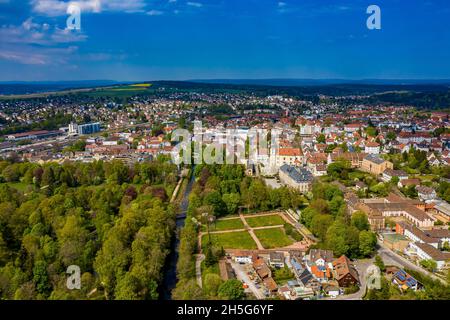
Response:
[0,81,448,301]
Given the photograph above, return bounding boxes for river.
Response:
[159,168,196,300]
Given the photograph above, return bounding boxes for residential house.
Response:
[332,255,359,287]
[365,141,380,154]
[392,269,421,291]
[382,169,408,183]
[416,186,437,202]
[269,252,285,268]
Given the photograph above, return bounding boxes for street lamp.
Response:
[202,212,216,243]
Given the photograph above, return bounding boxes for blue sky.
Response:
[0,0,449,81]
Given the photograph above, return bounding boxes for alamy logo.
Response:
[66,3,81,30]
[66,265,81,290]
[366,264,382,290]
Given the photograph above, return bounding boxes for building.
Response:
[365,141,380,154]
[431,200,450,223]
[7,130,63,141]
[279,164,314,193]
[276,147,303,167]
[416,186,437,202]
[363,198,435,229]
[332,255,359,287]
[78,122,101,135]
[233,251,253,264]
[408,242,450,270]
[68,122,78,135]
[269,252,285,268]
[382,169,408,183]
[361,154,393,176]
[308,249,334,267]
[392,269,421,291]
[397,222,450,249]
[398,178,421,188]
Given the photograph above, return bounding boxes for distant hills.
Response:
[1,79,450,110]
[0,80,122,95]
[1,79,450,95]
[189,78,450,87]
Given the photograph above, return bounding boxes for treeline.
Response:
[191,164,305,217]
[0,159,178,300]
[0,158,177,193]
[0,112,73,136]
[301,182,377,259]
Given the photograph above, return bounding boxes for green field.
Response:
[245,214,285,228]
[254,228,294,249]
[203,231,257,250]
[207,218,245,231]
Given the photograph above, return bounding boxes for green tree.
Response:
[218,279,245,300]
[359,231,377,257]
[203,273,222,297]
[374,255,386,272]
[420,259,437,272]
[222,193,240,215]
[351,211,370,231]
[33,260,51,296]
[310,214,334,240]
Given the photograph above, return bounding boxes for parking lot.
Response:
[230,261,268,300]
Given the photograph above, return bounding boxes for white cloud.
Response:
[0,45,77,65]
[187,2,202,8]
[146,10,164,16]
[0,18,86,65]
[30,0,147,16]
[0,18,87,45]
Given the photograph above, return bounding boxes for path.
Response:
[197,225,285,250]
[239,212,264,250]
[195,254,205,288]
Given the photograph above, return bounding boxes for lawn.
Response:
[245,214,285,228]
[203,231,257,250]
[207,218,245,231]
[254,228,294,249]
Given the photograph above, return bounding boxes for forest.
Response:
[0,158,178,300]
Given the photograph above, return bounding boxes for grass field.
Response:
[253,228,294,249]
[245,214,285,228]
[203,231,257,250]
[206,218,245,231]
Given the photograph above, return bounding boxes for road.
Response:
[326,259,374,300]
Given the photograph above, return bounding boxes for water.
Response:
[159,168,196,300]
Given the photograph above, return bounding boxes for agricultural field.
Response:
[245,214,285,228]
[203,231,257,250]
[253,228,294,249]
